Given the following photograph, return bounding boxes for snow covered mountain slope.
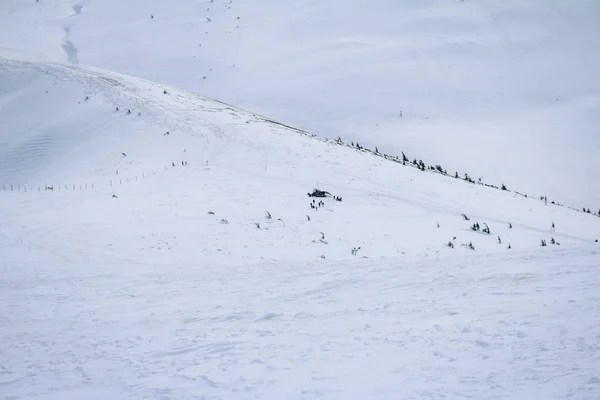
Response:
[2,0,598,207]
[2,58,598,262]
[1,59,600,399]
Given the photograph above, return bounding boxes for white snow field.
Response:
[1,1,600,399]
[1,57,600,400]
[1,0,599,207]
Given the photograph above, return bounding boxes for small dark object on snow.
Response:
[84,96,89,101]
[112,194,118,198]
[150,14,154,19]
[137,112,141,116]
[115,106,119,111]
[121,152,127,157]
[307,189,331,198]
[126,109,131,114]
[163,89,168,94]
[306,215,311,221]
[482,223,490,234]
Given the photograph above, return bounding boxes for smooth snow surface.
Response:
[1,1,600,399]
[1,0,599,206]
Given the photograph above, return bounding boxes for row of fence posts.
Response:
[0,169,162,193]
[1,183,94,192]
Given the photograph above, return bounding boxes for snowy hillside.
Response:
[1,0,598,207]
[1,58,600,399]
[2,1,600,398]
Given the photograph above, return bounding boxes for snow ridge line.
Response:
[1,57,597,217]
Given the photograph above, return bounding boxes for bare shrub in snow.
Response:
[482,223,490,235]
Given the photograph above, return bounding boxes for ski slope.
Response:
[1,58,600,400]
[1,0,599,207]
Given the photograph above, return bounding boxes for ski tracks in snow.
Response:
[2,58,241,169]
[1,249,598,399]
